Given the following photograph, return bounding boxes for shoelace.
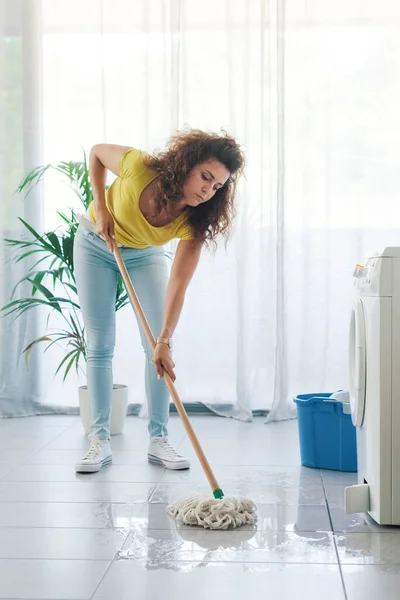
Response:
[85,437,103,459]
[154,438,183,459]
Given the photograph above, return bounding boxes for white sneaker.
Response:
[148,437,190,470]
[75,436,112,473]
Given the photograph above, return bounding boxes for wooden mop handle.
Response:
[113,243,222,495]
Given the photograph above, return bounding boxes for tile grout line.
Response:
[88,557,118,600]
[0,465,14,482]
[88,525,132,600]
[0,419,82,481]
[320,471,348,600]
[0,557,345,564]
[17,418,83,465]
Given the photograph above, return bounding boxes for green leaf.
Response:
[61,235,74,272]
[69,314,81,337]
[46,232,62,256]
[31,271,47,297]
[18,218,54,251]
[54,348,79,379]
[49,257,59,270]
[10,267,68,300]
[57,212,70,225]
[4,238,35,248]
[29,254,55,272]
[22,336,52,369]
[27,278,60,306]
[1,297,62,319]
[17,164,52,195]
[14,249,49,264]
[50,297,80,309]
[63,282,77,295]
[63,352,79,381]
[23,336,52,354]
[43,336,74,353]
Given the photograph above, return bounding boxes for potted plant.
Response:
[1,154,130,435]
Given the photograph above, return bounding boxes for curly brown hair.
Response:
[144,128,245,247]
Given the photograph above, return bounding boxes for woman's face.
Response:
[181,159,230,208]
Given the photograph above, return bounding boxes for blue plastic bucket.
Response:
[293,392,357,472]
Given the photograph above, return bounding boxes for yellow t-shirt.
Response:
[88,148,194,248]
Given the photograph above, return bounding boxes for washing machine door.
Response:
[349,298,366,426]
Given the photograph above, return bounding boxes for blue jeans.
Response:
[73,225,169,440]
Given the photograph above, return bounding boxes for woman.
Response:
[74,129,244,473]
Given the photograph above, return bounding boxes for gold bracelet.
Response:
[156,337,172,349]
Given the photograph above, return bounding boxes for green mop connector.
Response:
[213,488,224,500]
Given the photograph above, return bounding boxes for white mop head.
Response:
[167,495,257,530]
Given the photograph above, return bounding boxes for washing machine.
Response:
[345,247,400,525]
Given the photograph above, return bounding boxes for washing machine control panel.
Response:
[353,263,370,282]
[353,257,391,296]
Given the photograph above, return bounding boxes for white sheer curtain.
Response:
[2,0,400,423]
[0,0,48,416]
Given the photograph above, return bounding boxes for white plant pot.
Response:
[78,384,128,436]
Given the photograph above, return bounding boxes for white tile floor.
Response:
[0,415,399,599]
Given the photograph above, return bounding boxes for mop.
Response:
[113,243,257,530]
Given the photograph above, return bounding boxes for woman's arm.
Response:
[89,143,131,211]
[159,239,203,339]
[89,143,131,250]
[153,239,203,380]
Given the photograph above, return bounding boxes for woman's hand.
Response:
[153,343,176,382]
[96,207,115,252]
